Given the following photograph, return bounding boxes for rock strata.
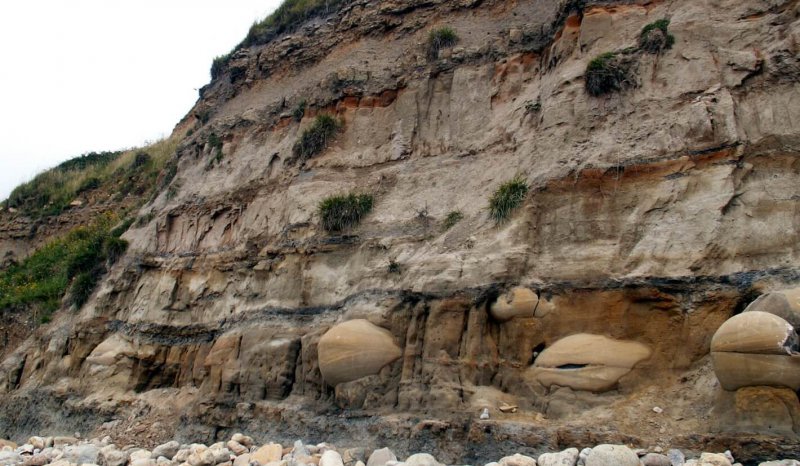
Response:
[2,0,800,460]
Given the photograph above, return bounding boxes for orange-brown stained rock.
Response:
[318,319,402,386]
[340,96,360,109]
[359,96,377,107]
[378,90,398,107]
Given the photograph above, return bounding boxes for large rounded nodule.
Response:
[528,334,651,392]
[490,287,539,322]
[742,288,800,329]
[318,319,402,386]
[711,311,800,391]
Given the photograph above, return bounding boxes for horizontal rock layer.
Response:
[2,0,800,461]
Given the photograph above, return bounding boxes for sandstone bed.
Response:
[2,0,800,463]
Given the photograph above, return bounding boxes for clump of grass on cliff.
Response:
[489,176,529,223]
[205,133,225,170]
[293,114,341,161]
[292,100,307,122]
[318,192,373,232]
[427,27,459,60]
[0,214,128,320]
[211,53,232,80]
[639,19,675,54]
[442,210,464,230]
[584,52,637,97]
[3,137,180,218]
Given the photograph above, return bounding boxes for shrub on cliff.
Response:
[211,53,231,79]
[639,19,675,54]
[318,193,373,232]
[585,52,637,96]
[427,27,459,60]
[442,210,464,230]
[293,114,341,161]
[489,176,529,223]
[292,100,307,122]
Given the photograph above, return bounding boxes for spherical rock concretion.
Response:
[318,319,402,386]
[743,287,800,328]
[528,334,651,392]
[711,311,797,355]
[490,287,539,322]
[710,311,800,391]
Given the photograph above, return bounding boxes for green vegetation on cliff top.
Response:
[3,137,180,218]
[211,0,351,77]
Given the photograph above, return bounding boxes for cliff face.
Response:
[2,0,800,462]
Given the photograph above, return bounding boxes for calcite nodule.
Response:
[528,333,651,392]
[318,319,402,386]
[711,310,800,391]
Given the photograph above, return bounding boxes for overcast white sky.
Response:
[0,0,282,200]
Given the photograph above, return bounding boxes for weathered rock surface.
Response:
[252,444,283,465]
[404,453,442,466]
[538,448,578,466]
[641,453,671,466]
[151,441,180,459]
[498,453,537,466]
[321,451,345,466]
[713,386,800,436]
[584,445,639,466]
[367,449,397,466]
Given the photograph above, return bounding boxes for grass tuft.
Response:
[292,100,307,122]
[318,193,373,232]
[489,176,529,223]
[442,210,464,230]
[211,53,232,79]
[387,259,401,274]
[585,52,637,96]
[293,114,341,161]
[427,27,459,60]
[639,19,675,54]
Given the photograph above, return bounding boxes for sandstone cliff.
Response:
[2,0,800,462]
